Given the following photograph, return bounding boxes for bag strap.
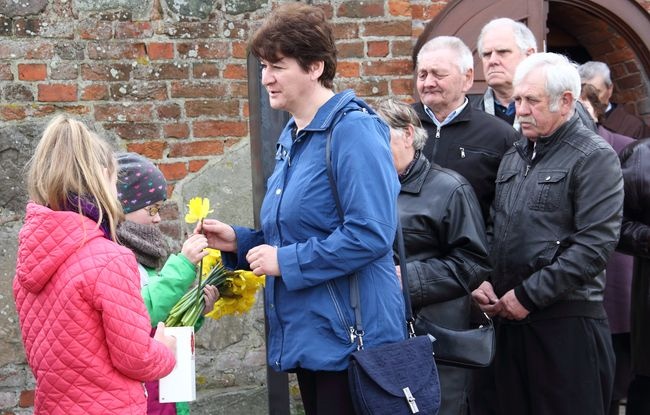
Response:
[325,110,414,350]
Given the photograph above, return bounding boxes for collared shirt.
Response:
[424,97,469,128]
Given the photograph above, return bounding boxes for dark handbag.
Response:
[326,112,441,414]
[413,257,496,368]
[414,309,495,369]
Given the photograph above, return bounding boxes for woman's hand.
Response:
[246,244,279,276]
[202,285,220,315]
[196,219,238,252]
[180,233,209,264]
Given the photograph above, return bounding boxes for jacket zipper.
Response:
[326,281,354,344]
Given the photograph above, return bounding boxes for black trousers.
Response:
[295,368,355,415]
[627,374,650,415]
[495,317,614,415]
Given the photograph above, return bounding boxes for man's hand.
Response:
[246,244,279,276]
[497,289,530,320]
[472,281,502,317]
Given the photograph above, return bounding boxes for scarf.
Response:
[116,221,170,270]
[63,194,112,239]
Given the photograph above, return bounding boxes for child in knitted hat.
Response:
[116,152,219,415]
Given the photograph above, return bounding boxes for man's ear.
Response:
[559,91,574,116]
[462,68,474,93]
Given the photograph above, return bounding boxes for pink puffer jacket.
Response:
[13,203,176,414]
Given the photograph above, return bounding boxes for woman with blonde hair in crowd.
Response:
[13,115,177,414]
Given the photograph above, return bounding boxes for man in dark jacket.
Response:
[472,52,623,415]
[413,35,519,221]
[579,61,649,139]
[616,139,650,415]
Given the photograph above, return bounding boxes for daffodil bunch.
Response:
[165,249,265,326]
[164,197,264,327]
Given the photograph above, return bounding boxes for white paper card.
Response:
[159,326,196,403]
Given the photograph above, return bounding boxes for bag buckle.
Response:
[402,387,419,413]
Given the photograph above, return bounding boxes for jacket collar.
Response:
[277,89,367,150]
[515,112,581,160]
[399,154,431,194]
[414,100,472,128]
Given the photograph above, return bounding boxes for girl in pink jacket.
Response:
[13,115,177,414]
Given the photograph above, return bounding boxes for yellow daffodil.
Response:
[185,197,213,224]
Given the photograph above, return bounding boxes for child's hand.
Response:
[202,285,220,315]
[180,233,209,264]
[153,322,177,355]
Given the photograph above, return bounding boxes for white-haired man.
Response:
[579,60,649,139]
[413,36,519,221]
[473,53,622,414]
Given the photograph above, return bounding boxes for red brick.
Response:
[0,105,27,121]
[169,140,225,157]
[115,22,153,39]
[78,20,112,40]
[606,48,636,64]
[157,103,181,119]
[230,81,248,98]
[337,41,365,59]
[337,61,361,78]
[222,21,250,40]
[18,63,47,81]
[94,103,153,122]
[81,84,109,101]
[164,123,190,139]
[147,42,174,60]
[338,79,388,97]
[166,184,175,199]
[338,1,385,18]
[391,78,414,96]
[60,105,91,115]
[367,41,389,58]
[411,4,445,20]
[185,100,239,117]
[87,42,146,59]
[19,389,35,408]
[171,81,227,98]
[232,41,248,59]
[177,42,229,59]
[193,63,219,79]
[189,159,208,172]
[110,83,167,101]
[333,23,360,40]
[126,141,166,159]
[362,59,411,76]
[134,63,189,80]
[31,104,56,117]
[223,64,247,80]
[14,18,42,37]
[38,84,77,102]
[391,40,414,57]
[106,123,160,140]
[364,21,411,37]
[0,64,13,80]
[193,120,247,137]
[81,63,132,81]
[388,0,410,16]
[158,162,188,180]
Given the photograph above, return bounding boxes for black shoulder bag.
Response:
[326,110,441,415]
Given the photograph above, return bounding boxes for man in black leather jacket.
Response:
[472,53,623,415]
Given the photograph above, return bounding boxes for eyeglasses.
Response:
[144,204,162,217]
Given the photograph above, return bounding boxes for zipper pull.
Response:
[435,126,441,139]
[460,147,465,158]
[524,164,530,177]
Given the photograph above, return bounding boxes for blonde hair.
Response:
[374,98,428,151]
[26,115,123,241]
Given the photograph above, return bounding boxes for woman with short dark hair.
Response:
[199,4,405,414]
